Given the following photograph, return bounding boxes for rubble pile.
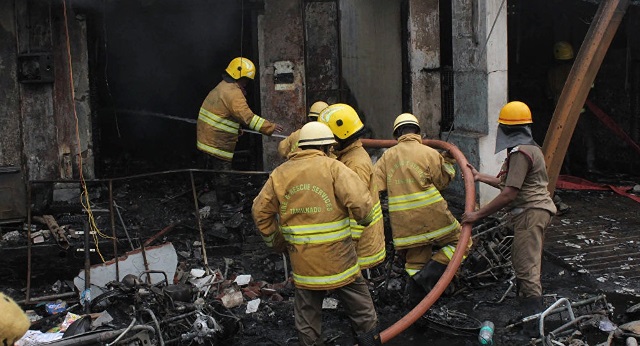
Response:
[1,173,640,345]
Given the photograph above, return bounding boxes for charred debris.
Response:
[1,170,640,345]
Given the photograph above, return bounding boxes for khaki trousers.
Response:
[294,275,378,346]
[510,208,553,298]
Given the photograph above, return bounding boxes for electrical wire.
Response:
[62,0,113,263]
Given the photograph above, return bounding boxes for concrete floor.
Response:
[545,189,640,295]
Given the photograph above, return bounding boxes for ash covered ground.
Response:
[1,171,639,345]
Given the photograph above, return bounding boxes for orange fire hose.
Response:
[360,138,476,343]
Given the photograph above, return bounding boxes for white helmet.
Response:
[298,122,337,147]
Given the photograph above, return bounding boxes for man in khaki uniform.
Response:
[462,101,556,336]
[277,101,328,159]
[373,113,468,295]
[252,122,381,346]
[318,103,385,270]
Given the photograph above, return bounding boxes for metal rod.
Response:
[114,201,135,251]
[190,171,209,271]
[143,222,180,248]
[26,181,32,304]
[140,245,152,284]
[16,291,77,305]
[108,180,119,281]
[28,168,270,185]
[83,219,91,314]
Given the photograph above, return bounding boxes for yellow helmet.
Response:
[308,101,329,119]
[318,103,364,140]
[298,122,337,147]
[553,41,574,60]
[393,113,420,136]
[225,57,256,80]
[498,101,533,125]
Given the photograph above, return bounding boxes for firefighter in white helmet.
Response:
[277,101,329,159]
[197,57,283,200]
[252,122,381,345]
[373,113,469,300]
[318,103,386,270]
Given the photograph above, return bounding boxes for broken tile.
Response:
[322,297,339,309]
[246,298,260,314]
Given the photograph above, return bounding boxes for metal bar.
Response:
[83,219,91,314]
[109,180,119,281]
[143,222,180,248]
[189,171,209,271]
[28,168,271,184]
[114,201,135,251]
[542,0,630,195]
[16,291,77,304]
[26,182,32,304]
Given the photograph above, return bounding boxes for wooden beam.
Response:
[542,0,629,195]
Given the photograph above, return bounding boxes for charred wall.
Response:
[89,0,261,174]
[508,0,640,176]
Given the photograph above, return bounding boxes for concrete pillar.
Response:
[448,0,508,205]
[259,0,306,170]
[408,0,441,139]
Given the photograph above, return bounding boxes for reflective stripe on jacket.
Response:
[197,80,276,161]
[373,133,460,250]
[277,129,301,159]
[252,149,374,290]
[335,140,386,269]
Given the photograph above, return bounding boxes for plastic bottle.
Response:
[478,320,495,345]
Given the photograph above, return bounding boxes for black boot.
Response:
[355,327,382,346]
[520,296,544,338]
[412,260,447,293]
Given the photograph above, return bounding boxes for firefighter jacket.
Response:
[277,129,301,159]
[197,80,277,161]
[498,145,557,215]
[334,140,386,269]
[252,149,376,290]
[373,133,460,251]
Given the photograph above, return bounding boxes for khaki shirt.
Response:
[373,134,460,250]
[499,145,557,214]
[197,80,276,161]
[252,149,375,290]
[335,140,386,269]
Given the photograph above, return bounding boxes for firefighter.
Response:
[0,292,30,346]
[373,113,468,296]
[277,101,328,159]
[461,101,557,336]
[547,41,596,174]
[318,103,385,270]
[197,57,283,200]
[252,122,381,346]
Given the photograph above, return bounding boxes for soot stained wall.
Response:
[89,0,258,175]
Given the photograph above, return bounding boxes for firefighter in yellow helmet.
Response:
[197,57,283,200]
[277,101,328,159]
[252,122,381,346]
[462,101,556,337]
[373,113,468,300]
[0,292,30,346]
[318,103,386,270]
[547,41,596,174]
